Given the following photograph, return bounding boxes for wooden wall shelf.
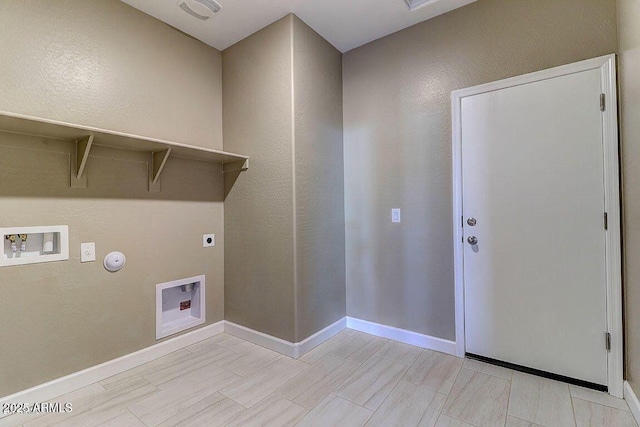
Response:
[0,111,249,191]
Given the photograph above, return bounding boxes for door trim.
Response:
[451,54,623,397]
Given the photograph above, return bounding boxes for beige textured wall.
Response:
[618,0,640,396]
[0,136,224,397]
[223,16,297,341]
[223,15,345,342]
[343,0,618,340]
[0,0,222,150]
[0,1,225,397]
[293,16,345,341]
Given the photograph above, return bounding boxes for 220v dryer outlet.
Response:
[203,234,215,247]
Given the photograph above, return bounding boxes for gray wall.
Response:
[224,14,345,343]
[0,0,222,150]
[0,0,225,397]
[343,0,618,340]
[293,16,346,341]
[618,0,640,397]
[223,15,297,341]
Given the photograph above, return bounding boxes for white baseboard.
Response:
[0,321,224,409]
[625,381,640,425]
[223,321,298,357]
[346,317,458,356]
[223,318,346,359]
[224,317,457,358]
[295,317,347,357]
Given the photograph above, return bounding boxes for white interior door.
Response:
[461,68,608,386]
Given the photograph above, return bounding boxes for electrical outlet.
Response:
[81,242,96,263]
[203,234,215,247]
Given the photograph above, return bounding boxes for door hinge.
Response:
[600,93,606,112]
[604,212,608,230]
[606,332,611,351]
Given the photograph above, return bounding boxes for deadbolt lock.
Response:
[467,218,477,226]
[467,236,478,245]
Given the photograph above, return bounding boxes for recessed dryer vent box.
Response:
[156,275,205,340]
[1,225,69,267]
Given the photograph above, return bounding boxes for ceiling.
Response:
[120,0,476,53]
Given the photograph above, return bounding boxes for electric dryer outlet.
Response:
[203,234,215,247]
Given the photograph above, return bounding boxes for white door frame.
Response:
[451,54,623,397]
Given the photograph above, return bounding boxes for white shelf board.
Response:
[0,111,248,164]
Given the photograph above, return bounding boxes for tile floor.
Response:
[2,329,638,427]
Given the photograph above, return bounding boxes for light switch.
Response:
[81,242,96,263]
[392,209,401,223]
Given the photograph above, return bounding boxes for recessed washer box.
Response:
[1,225,69,267]
[156,275,205,340]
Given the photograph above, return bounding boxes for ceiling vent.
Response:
[404,0,435,11]
[178,0,222,20]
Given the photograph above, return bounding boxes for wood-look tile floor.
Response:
[3,329,637,427]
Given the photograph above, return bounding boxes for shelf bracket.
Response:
[223,159,249,199]
[148,148,171,192]
[70,134,94,188]
[222,159,249,173]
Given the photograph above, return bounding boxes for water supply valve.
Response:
[19,234,27,252]
[5,235,17,253]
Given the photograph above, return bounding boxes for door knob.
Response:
[467,218,477,226]
[467,236,478,245]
